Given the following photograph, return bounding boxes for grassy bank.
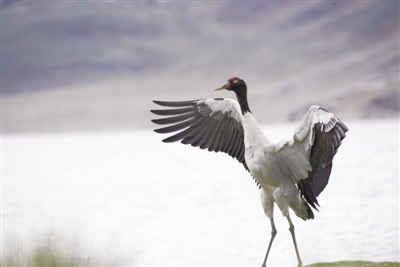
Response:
[0,237,115,267]
[306,261,399,267]
[1,244,93,267]
[1,240,398,267]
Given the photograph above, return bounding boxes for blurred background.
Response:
[2,0,399,133]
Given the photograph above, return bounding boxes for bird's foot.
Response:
[297,261,303,267]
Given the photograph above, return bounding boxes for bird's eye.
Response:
[233,79,238,83]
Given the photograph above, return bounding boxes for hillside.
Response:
[2,1,399,133]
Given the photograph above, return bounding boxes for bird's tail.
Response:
[304,202,314,220]
[292,201,314,220]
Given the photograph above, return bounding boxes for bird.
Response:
[150,77,348,267]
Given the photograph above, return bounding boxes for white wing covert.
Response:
[151,98,249,171]
[267,105,349,209]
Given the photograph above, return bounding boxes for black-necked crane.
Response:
[150,77,348,267]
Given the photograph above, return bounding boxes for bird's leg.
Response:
[261,218,277,267]
[287,215,303,267]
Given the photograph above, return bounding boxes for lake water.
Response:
[2,119,399,266]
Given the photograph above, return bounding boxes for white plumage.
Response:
[151,77,348,267]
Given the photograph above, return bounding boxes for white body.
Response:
[242,111,310,220]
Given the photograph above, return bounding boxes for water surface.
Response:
[3,119,399,266]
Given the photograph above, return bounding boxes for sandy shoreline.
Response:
[4,75,398,134]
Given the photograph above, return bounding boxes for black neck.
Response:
[235,90,251,115]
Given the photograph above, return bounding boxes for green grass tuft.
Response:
[305,261,400,267]
[1,236,114,267]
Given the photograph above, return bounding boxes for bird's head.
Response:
[215,77,247,93]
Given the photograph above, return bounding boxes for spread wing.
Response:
[151,98,249,171]
[267,105,349,209]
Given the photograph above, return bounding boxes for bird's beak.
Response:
[215,82,230,91]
